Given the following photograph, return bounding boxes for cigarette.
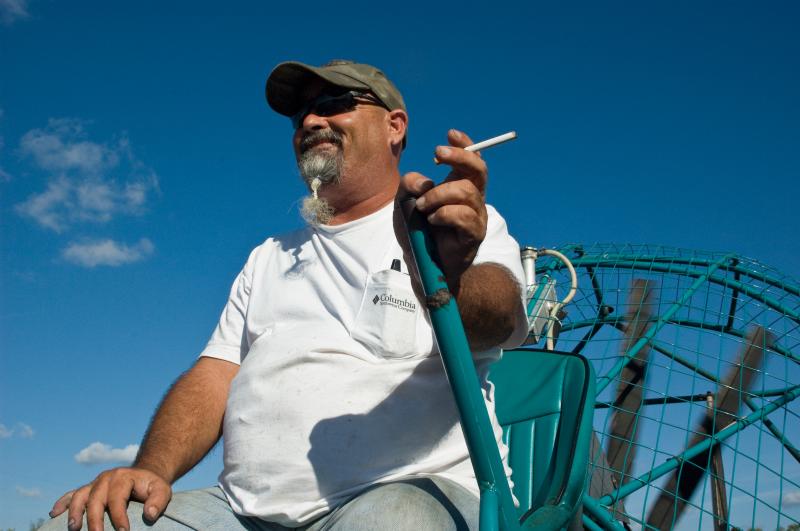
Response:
[434,131,517,164]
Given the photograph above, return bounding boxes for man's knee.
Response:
[321,478,478,531]
[37,502,144,531]
[37,512,67,531]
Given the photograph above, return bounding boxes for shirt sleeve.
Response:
[198,248,257,365]
[473,205,529,350]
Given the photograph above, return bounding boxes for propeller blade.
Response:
[645,326,773,530]
[707,393,730,531]
[588,431,630,523]
[606,279,656,486]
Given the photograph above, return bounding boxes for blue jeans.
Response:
[41,477,478,530]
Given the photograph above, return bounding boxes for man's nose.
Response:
[301,111,328,131]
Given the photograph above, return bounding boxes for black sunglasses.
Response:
[291,90,387,129]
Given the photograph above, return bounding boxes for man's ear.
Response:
[387,110,408,149]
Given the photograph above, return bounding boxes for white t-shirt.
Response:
[199,202,528,526]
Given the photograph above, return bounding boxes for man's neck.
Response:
[326,187,396,225]
[322,170,400,225]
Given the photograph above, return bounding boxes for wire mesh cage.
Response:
[530,243,800,531]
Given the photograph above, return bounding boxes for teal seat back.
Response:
[489,348,595,527]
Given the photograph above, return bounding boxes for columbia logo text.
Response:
[372,292,416,313]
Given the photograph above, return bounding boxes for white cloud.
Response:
[15,118,159,232]
[0,0,29,25]
[17,422,34,438]
[62,238,154,267]
[15,176,72,232]
[0,109,9,182]
[784,490,800,506]
[15,486,41,498]
[20,119,119,175]
[74,442,139,465]
[13,270,36,282]
[0,422,35,438]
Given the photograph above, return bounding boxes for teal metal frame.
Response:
[537,245,800,530]
[402,199,596,530]
[400,202,800,530]
[593,254,734,394]
[591,384,800,507]
[402,197,520,530]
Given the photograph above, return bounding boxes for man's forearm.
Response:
[134,357,239,483]
[454,262,523,352]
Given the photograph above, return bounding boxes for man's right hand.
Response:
[48,357,236,530]
[49,467,172,531]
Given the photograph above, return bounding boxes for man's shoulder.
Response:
[262,224,313,248]
[485,203,505,219]
[484,203,512,233]
[244,224,313,263]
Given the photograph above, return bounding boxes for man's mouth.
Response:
[302,140,340,154]
[308,140,336,150]
[300,132,343,154]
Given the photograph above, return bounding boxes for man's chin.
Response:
[298,146,343,186]
[304,143,340,154]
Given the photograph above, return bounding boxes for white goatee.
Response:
[301,177,335,226]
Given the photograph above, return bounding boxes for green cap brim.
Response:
[266,61,372,117]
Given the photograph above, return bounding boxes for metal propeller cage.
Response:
[529,243,800,530]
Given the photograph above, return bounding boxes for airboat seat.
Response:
[489,348,596,530]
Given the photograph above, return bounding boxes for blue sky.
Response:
[1,1,799,529]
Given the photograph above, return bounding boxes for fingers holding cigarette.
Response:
[434,130,517,164]
[437,149,489,195]
[448,129,476,151]
[434,129,478,165]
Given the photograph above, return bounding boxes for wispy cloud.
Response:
[0,0,29,25]
[15,486,41,498]
[17,422,34,438]
[75,442,139,465]
[0,422,35,438]
[784,490,800,506]
[0,107,10,182]
[13,270,37,282]
[20,118,119,175]
[15,118,158,233]
[15,177,71,231]
[62,238,154,267]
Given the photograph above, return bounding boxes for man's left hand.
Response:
[400,129,488,291]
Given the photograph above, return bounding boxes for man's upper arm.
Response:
[193,355,240,384]
[472,206,528,349]
[480,262,528,349]
[198,246,262,365]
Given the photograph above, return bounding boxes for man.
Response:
[45,60,528,531]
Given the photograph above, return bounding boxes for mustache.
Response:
[300,129,343,153]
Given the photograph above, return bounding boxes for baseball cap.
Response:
[266,60,406,118]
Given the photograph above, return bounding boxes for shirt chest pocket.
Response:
[351,269,423,360]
